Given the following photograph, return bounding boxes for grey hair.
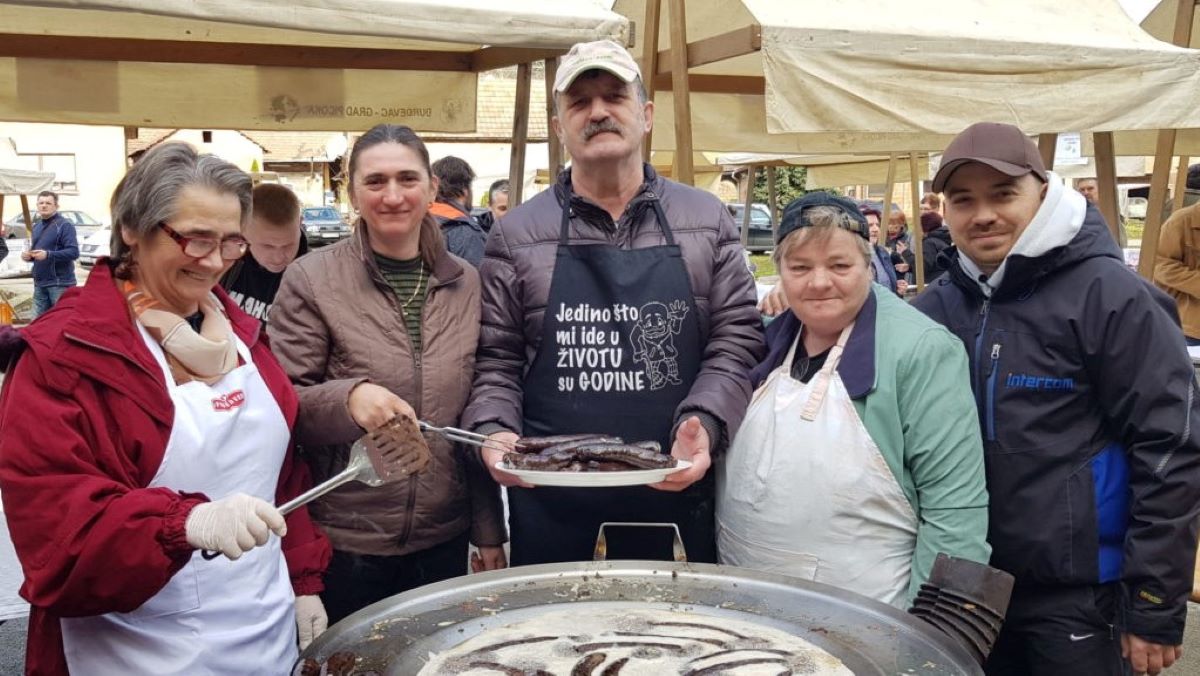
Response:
[553,74,649,116]
[774,205,873,267]
[110,142,252,277]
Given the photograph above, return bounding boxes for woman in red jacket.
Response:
[0,143,331,676]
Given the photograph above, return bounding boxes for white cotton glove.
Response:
[295,595,329,650]
[185,493,287,560]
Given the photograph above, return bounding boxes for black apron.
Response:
[510,192,716,565]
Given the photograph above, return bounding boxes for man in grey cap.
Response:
[461,39,764,566]
[914,122,1200,676]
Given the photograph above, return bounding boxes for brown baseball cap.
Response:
[932,122,1047,193]
[554,39,642,95]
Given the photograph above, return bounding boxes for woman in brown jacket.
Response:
[268,124,507,624]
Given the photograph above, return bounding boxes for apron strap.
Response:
[558,189,675,247]
[799,322,854,421]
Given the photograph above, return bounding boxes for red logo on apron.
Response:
[211,389,246,412]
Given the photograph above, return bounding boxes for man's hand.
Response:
[29,249,47,261]
[470,545,508,572]
[1121,633,1182,675]
[347,382,415,432]
[20,250,32,262]
[896,279,909,295]
[482,431,533,487]
[650,416,711,492]
[895,262,910,274]
[757,283,788,318]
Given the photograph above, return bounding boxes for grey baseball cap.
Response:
[553,39,642,94]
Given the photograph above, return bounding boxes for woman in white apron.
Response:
[717,192,990,608]
[0,143,330,675]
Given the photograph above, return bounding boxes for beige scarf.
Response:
[123,280,238,385]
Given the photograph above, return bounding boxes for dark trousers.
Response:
[321,532,469,625]
[986,584,1130,676]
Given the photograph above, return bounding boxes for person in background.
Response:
[920,192,941,215]
[718,192,989,608]
[886,210,915,284]
[1153,199,1200,346]
[1158,164,1200,225]
[1075,177,1127,246]
[860,204,902,295]
[915,122,1200,676]
[477,179,511,234]
[430,156,486,267]
[920,210,952,283]
[220,183,308,326]
[462,39,764,565]
[23,191,79,318]
[0,142,331,674]
[269,124,507,625]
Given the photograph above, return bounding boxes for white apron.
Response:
[717,324,918,607]
[61,324,297,675]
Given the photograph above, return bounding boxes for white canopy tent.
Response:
[615,0,1200,158]
[0,0,628,132]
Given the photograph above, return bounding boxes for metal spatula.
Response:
[201,427,423,560]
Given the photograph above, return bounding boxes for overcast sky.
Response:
[1117,0,1158,22]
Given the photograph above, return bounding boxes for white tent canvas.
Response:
[615,0,1200,154]
[0,0,628,132]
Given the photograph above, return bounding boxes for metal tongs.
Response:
[417,421,526,453]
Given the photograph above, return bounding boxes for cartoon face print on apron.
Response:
[60,325,298,675]
[717,323,919,607]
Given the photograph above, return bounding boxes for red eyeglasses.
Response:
[158,222,248,260]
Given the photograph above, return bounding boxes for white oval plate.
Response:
[494,459,692,488]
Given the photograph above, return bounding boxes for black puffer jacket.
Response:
[913,205,1200,644]
[462,164,765,451]
[922,226,953,282]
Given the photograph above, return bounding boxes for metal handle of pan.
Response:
[592,522,687,563]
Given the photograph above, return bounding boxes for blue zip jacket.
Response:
[913,204,1200,645]
[30,212,79,288]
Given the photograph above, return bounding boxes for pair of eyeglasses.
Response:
[158,222,248,260]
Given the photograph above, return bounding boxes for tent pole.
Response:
[544,57,564,180]
[741,164,757,248]
[766,164,779,242]
[1037,134,1058,169]
[1140,130,1177,279]
[667,0,694,185]
[910,154,924,292]
[1094,132,1121,245]
[1138,0,1195,280]
[508,61,533,207]
[881,153,897,235]
[1173,155,1191,213]
[641,0,662,163]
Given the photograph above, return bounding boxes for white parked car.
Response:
[78,227,112,267]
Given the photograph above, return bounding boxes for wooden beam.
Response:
[741,165,757,248]
[654,25,761,73]
[1141,130,1178,279]
[544,58,564,181]
[1138,0,1195,278]
[507,62,533,207]
[651,74,765,95]
[1037,134,1057,169]
[18,195,32,229]
[0,33,473,71]
[766,165,779,244]
[641,0,662,163]
[1094,132,1121,245]
[470,47,564,73]
[910,154,925,292]
[1173,155,1192,213]
[881,153,897,232]
[667,0,694,185]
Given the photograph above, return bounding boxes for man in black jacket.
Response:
[220,183,307,326]
[919,210,952,282]
[914,122,1200,676]
[430,156,486,266]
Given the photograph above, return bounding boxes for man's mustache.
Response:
[583,120,622,140]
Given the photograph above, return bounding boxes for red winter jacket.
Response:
[0,262,331,676]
